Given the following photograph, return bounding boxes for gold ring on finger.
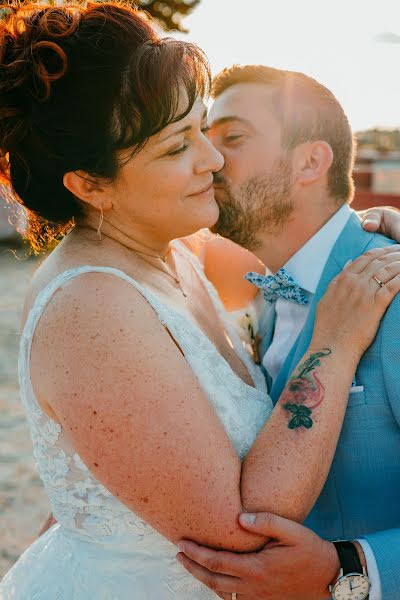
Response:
[372,275,384,288]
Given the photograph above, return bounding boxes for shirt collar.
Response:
[283,204,352,294]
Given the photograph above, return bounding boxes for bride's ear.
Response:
[63,170,113,212]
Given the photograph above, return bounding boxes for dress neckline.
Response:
[172,240,265,391]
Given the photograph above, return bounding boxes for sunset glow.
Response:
[176,0,400,132]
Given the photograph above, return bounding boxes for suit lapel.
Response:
[270,212,374,404]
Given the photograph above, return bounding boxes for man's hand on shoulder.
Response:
[360,206,400,241]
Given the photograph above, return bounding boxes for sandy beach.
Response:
[0,247,46,578]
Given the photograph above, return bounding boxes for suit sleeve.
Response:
[362,294,400,600]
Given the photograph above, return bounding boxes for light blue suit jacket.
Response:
[267,212,400,599]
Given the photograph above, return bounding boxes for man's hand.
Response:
[177,512,340,600]
[361,206,400,241]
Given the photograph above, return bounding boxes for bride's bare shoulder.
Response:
[21,247,149,334]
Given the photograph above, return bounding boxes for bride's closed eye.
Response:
[166,126,211,157]
[167,144,188,156]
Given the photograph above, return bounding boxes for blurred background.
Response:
[1,0,400,577]
[172,0,400,211]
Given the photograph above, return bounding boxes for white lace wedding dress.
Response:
[0,242,273,599]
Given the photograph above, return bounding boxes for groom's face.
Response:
[208,83,294,250]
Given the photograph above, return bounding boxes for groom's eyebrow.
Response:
[208,116,254,129]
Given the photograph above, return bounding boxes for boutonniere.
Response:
[236,312,262,365]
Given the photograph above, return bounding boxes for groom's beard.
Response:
[211,159,295,251]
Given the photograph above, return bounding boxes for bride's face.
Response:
[111,96,224,243]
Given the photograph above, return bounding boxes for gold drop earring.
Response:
[97,205,104,241]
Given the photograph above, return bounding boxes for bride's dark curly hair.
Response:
[0,1,210,251]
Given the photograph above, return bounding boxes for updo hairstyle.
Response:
[0,1,210,250]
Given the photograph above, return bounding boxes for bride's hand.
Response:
[313,245,400,357]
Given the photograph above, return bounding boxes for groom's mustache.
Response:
[213,173,228,186]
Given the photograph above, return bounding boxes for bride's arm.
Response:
[31,248,400,552]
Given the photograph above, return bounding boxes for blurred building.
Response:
[352,129,400,210]
[353,150,400,210]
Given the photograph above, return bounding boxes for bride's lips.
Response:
[187,182,215,199]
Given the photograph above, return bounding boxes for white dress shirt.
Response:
[261,204,381,599]
[262,204,352,381]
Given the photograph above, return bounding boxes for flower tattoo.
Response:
[281,348,332,430]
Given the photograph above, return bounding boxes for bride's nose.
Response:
[194,135,224,175]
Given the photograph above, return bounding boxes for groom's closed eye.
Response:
[208,116,254,145]
[223,133,245,144]
[208,130,249,149]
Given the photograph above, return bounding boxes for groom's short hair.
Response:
[212,65,356,205]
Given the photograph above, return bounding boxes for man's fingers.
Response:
[176,553,242,594]
[239,512,303,542]
[361,209,382,232]
[361,206,400,241]
[382,207,400,242]
[177,540,253,577]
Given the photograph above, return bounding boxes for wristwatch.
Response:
[329,540,370,600]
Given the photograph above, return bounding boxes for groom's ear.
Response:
[294,141,333,187]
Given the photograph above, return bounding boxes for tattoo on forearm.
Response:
[281,348,332,429]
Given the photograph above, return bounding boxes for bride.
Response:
[1,3,399,599]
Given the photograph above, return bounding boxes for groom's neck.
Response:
[253,201,340,273]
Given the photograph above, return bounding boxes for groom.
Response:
[178,66,400,599]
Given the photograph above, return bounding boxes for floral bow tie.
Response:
[245,268,308,306]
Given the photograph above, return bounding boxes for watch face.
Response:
[333,574,370,600]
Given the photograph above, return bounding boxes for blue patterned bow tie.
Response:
[245,268,308,306]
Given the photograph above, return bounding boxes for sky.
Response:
[175,0,400,132]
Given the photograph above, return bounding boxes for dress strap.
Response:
[22,265,171,345]
[19,266,175,400]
